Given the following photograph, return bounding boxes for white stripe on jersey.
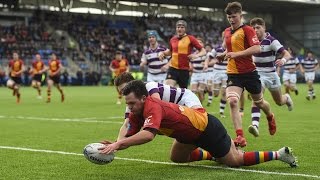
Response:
[191,54,207,73]
[253,34,283,72]
[301,58,318,72]
[206,52,214,72]
[210,48,227,72]
[283,57,299,73]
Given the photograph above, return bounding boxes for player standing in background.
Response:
[7,52,24,103]
[282,47,300,95]
[300,52,319,100]
[140,31,168,83]
[100,80,297,168]
[208,45,228,118]
[113,72,214,162]
[110,51,130,105]
[30,54,47,99]
[47,53,65,103]
[158,20,206,88]
[248,17,293,137]
[204,44,214,107]
[217,2,275,147]
[189,37,208,103]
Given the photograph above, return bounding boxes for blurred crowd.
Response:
[0,11,225,85]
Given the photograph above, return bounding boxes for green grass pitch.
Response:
[0,85,319,179]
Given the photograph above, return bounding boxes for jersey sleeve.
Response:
[146,82,159,95]
[141,53,147,63]
[270,40,284,54]
[244,26,260,46]
[189,35,203,50]
[209,49,217,58]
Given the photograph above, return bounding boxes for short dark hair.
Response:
[114,72,135,86]
[122,80,148,99]
[225,1,242,15]
[250,17,265,27]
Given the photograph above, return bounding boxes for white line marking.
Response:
[0,146,319,179]
[0,115,123,124]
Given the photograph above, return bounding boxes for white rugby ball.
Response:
[83,143,115,165]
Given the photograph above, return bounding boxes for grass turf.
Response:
[0,85,319,179]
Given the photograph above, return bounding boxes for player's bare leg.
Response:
[170,140,212,163]
[250,93,276,135]
[226,86,246,147]
[270,89,293,111]
[56,84,65,102]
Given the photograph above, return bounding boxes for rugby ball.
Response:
[83,143,115,165]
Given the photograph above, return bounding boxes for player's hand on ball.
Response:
[99,142,120,154]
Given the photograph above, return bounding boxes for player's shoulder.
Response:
[158,44,167,50]
[242,24,254,30]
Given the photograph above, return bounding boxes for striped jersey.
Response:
[283,57,299,73]
[191,53,207,73]
[210,47,227,72]
[253,33,284,73]
[141,45,168,75]
[125,82,186,118]
[301,57,318,72]
[206,52,214,72]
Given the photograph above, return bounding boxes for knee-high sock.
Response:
[190,148,213,161]
[244,151,278,166]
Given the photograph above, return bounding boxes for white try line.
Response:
[0,115,123,124]
[0,146,319,179]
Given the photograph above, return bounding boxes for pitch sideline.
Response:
[0,145,319,179]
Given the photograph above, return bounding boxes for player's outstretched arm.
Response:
[116,118,129,141]
[99,130,155,154]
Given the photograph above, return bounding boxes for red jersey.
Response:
[9,59,24,77]
[169,34,203,70]
[111,59,129,76]
[224,25,260,74]
[127,97,208,144]
[32,60,45,74]
[48,59,61,76]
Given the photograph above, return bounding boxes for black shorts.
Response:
[166,67,190,88]
[49,75,60,84]
[10,76,22,85]
[227,71,262,95]
[194,114,231,158]
[33,74,42,82]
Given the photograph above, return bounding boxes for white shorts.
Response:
[179,89,203,107]
[212,70,227,87]
[206,71,214,84]
[258,72,281,90]
[305,72,315,82]
[282,72,297,84]
[190,72,206,84]
[147,73,167,83]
